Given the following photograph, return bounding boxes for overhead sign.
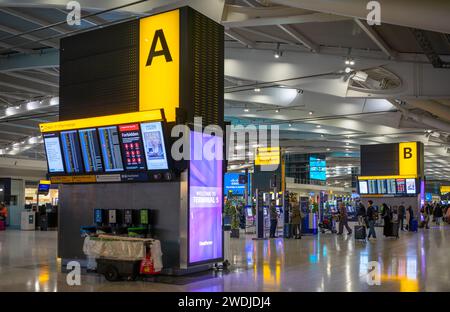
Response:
[139,9,180,122]
[441,186,450,195]
[255,147,280,166]
[399,142,417,176]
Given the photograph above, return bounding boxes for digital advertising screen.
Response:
[188,131,223,265]
[43,133,65,173]
[358,181,368,194]
[396,179,406,194]
[60,130,83,173]
[309,156,326,181]
[224,173,246,195]
[98,126,124,172]
[118,124,146,171]
[140,122,168,170]
[406,178,417,194]
[38,183,50,194]
[79,128,103,173]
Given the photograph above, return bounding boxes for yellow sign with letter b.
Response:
[399,142,417,176]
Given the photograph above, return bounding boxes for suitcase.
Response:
[0,220,5,231]
[354,225,366,240]
[284,224,292,238]
[409,220,418,232]
[386,222,399,238]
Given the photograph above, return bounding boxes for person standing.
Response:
[382,203,392,237]
[269,199,278,238]
[291,203,302,239]
[366,200,377,240]
[0,202,7,221]
[433,204,443,226]
[357,202,367,227]
[406,205,414,231]
[398,203,406,231]
[337,202,352,235]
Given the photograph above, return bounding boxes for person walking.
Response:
[366,200,377,240]
[269,199,279,238]
[398,203,406,231]
[423,204,432,229]
[337,202,352,235]
[406,205,414,231]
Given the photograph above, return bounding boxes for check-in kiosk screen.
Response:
[60,130,83,173]
[140,122,168,170]
[118,124,146,171]
[98,126,124,172]
[43,133,65,173]
[79,128,103,173]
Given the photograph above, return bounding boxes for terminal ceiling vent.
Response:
[348,67,402,94]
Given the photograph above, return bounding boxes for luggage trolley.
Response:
[83,235,163,281]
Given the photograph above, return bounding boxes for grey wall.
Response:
[8,179,25,229]
[58,182,181,269]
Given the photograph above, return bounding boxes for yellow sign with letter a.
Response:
[399,142,417,176]
[139,9,180,122]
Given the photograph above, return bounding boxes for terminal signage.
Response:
[358,177,418,196]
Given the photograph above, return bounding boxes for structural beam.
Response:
[353,19,397,59]
[0,80,48,95]
[277,24,319,52]
[0,8,68,34]
[0,25,59,49]
[2,71,59,88]
[34,68,59,77]
[239,27,298,47]
[225,29,255,48]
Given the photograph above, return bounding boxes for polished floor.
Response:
[0,224,449,292]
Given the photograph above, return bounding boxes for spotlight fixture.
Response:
[288,123,292,127]
[275,109,280,113]
[346,142,350,146]
[297,89,304,94]
[274,43,282,59]
[320,134,324,138]
[254,87,261,92]
[244,108,249,112]
[344,67,352,74]
[345,57,355,66]
[316,125,321,128]
[326,148,331,151]
[308,111,313,115]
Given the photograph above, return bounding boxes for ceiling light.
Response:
[275,109,280,113]
[316,125,321,128]
[288,123,292,127]
[345,148,349,151]
[244,108,249,112]
[344,67,352,74]
[345,60,350,65]
[254,87,261,92]
[274,51,281,59]
[326,148,331,151]
[346,142,350,146]
[320,134,324,137]
[308,111,313,115]
[15,106,20,110]
[349,60,355,66]
[297,89,304,94]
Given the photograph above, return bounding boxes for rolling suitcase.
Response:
[386,222,399,238]
[409,220,418,232]
[354,225,366,240]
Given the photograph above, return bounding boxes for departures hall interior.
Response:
[0,0,449,293]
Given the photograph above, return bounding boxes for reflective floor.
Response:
[1,224,449,292]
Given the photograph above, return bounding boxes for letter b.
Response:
[403,147,412,159]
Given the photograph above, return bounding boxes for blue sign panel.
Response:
[225,173,248,195]
[309,156,326,181]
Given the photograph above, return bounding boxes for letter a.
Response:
[146,29,172,66]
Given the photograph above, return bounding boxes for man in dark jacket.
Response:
[366,200,377,240]
[269,200,278,238]
[398,203,406,231]
[433,204,443,225]
[337,202,352,235]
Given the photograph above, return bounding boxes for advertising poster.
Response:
[406,179,416,194]
[140,122,168,170]
[396,179,406,194]
[188,131,223,264]
[43,133,65,173]
[118,124,146,171]
[224,173,247,195]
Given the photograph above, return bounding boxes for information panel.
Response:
[60,130,83,173]
[79,128,103,173]
[140,122,168,170]
[98,126,124,172]
[309,156,326,181]
[396,178,406,194]
[359,181,368,194]
[118,124,146,171]
[406,178,417,194]
[43,133,65,173]
[188,131,223,265]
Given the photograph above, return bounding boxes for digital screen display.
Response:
[60,130,83,173]
[387,179,396,194]
[140,122,168,170]
[38,183,50,193]
[118,124,146,171]
[98,126,124,172]
[79,128,103,173]
[224,173,246,195]
[246,207,253,217]
[43,133,65,173]
[396,179,406,194]
[188,131,223,264]
[94,209,103,223]
[140,210,149,225]
[406,179,416,194]
[359,181,368,194]
[309,156,326,181]
[368,180,377,194]
[377,179,387,194]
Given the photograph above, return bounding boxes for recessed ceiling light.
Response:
[316,125,321,128]
[254,87,261,92]
[244,108,249,112]
[275,109,280,113]
[326,148,331,151]
[320,134,324,137]
[309,111,313,115]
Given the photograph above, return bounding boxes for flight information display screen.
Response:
[60,130,83,173]
[396,179,406,194]
[140,122,168,170]
[359,181,368,194]
[43,133,65,173]
[79,128,103,173]
[387,179,396,194]
[118,124,146,171]
[98,126,124,172]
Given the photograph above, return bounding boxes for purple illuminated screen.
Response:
[188,131,223,264]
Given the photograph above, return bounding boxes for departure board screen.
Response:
[79,128,103,173]
[118,124,146,171]
[387,179,396,194]
[60,130,83,173]
[98,126,124,172]
[43,133,65,173]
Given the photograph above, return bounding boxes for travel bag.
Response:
[354,225,366,240]
[409,220,418,232]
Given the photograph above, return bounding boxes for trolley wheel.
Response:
[104,265,120,282]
